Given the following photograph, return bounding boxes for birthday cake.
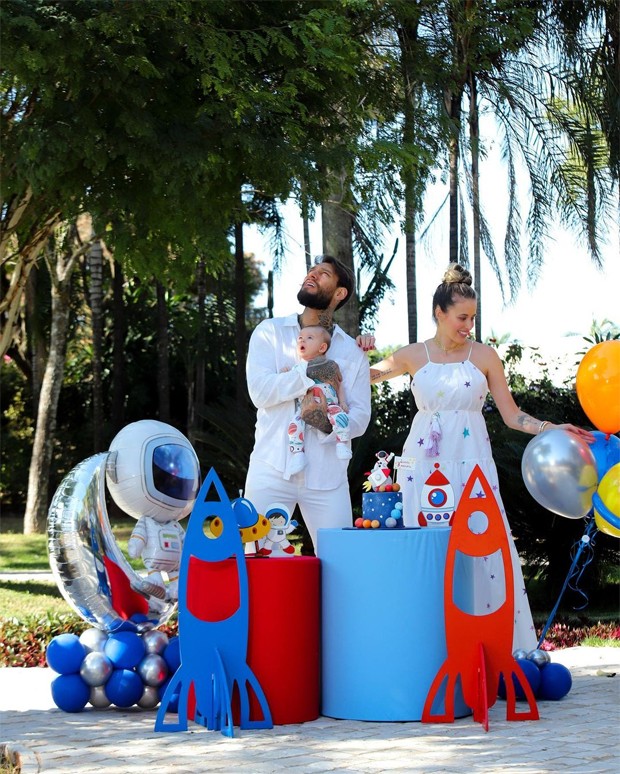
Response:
[356,451,403,529]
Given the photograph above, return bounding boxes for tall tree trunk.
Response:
[156,280,170,423]
[322,169,358,336]
[446,90,463,265]
[301,186,312,271]
[234,222,248,403]
[111,260,126,435]
[23,223,81,534]
[25,264,46,415]
[468,71,482,341]
[398,20,420,344]
[87,238,104,450]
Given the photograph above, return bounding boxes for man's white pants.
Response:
[244,460,352,553]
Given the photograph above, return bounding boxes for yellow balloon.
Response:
[593,462,620,538]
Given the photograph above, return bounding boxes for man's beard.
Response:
[297,287,332,309]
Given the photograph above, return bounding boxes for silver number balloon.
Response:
[521,429,597,519]
[47,453,177,632]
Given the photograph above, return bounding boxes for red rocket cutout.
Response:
[422,464,539,730]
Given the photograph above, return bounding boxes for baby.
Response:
[286,325,352,474]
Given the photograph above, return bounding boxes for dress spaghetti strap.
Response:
[423,341,431,362]
[466,342,474,360]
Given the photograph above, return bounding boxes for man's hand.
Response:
[300,388,332,434]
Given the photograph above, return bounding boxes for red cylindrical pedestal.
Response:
[243,556,320,725]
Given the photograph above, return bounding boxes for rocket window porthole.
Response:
[468,510,489,535]
[428,488,448,507]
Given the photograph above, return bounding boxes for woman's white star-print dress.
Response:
[398,342,537,652]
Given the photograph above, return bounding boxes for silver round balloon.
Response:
[513,648,529,661]
[79,627,109,654]
[521,429,598,519]
[138,685,161,710]
[527,648,551,668]
[47,453,177,633]
[137,653,169,687]
[89,685,111,709]
[142,629,169,655]
[80,651,113,687]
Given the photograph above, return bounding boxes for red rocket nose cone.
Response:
[186,555,240,621]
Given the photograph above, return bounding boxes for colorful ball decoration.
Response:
[592,462,620,538]
[46,633,87,675]
[104,631,146,669]
[576,340,620,435]
[521,429,598,519]
[538,662,572,700]
[105,668,144,708]
[51,673,90,712]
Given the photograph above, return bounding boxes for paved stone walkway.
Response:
[1,647,619,773]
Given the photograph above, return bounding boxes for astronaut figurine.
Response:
[364,450,395,492]
[106,419,200,600]
[257,504,298,556]
[127,515,185,599]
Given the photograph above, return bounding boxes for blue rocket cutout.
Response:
[155,467,272,736]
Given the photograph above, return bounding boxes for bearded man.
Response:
[243,256,373,553]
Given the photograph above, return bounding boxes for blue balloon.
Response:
[105,668,144,707]
[538,662,572,700]
[590,431,620,481]
[104,631,146,669]
[51,673,90,712]
[46,633,87,675]
[498,658,541,700]
[163,636,181,673]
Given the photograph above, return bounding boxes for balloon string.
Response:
[537,515,598,647]
[567,527,596,611]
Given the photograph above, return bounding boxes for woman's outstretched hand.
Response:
[356,334,375,352]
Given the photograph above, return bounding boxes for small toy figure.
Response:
[363,450,396,492]
[258,504,298,556]
[106,420,201,600]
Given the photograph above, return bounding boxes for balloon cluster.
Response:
[46,629,180,713]
[498,649,572,702]
[521,340,620,535]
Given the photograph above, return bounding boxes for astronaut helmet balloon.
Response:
[106,420,200,523]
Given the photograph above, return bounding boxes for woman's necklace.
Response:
[434,335,465,355]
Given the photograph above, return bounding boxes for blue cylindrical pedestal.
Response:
[318,528,471,721]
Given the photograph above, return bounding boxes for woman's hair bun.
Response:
[442,263,472,286]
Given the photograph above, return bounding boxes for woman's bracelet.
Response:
[538,420,549,434]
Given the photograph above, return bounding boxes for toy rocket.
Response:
[422,464,538,730]
[155,468,272,737]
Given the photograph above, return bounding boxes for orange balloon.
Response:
[576,340,620,434]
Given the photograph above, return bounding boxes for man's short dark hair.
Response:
[316,255,354,311]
